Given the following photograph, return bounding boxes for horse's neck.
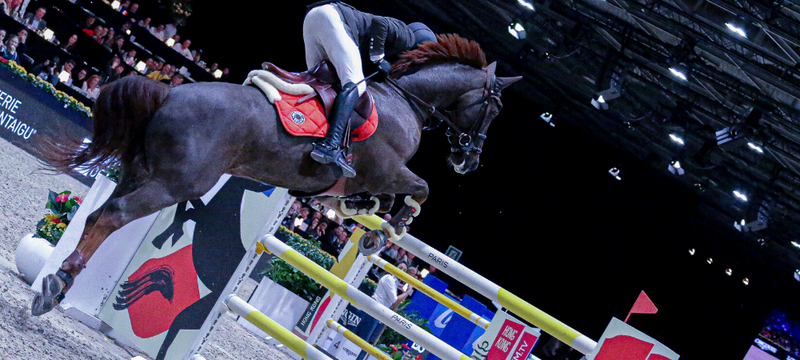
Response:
[393,64,485,110]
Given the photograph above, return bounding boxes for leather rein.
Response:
[384,67,501,155]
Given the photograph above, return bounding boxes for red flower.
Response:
[74,196,83,204]
[402,344,410,350]
[390,345,399,352]
[56,193,69,203]
[415,356,422,360]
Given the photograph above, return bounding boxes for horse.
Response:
[31,34,521,316]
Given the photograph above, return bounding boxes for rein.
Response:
[384,67,500,155]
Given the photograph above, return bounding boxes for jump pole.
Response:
[223,294,331,360]
[367,254,491,330]
[353,215,598,355]
[326,319,392,360]
[260,234,472,360]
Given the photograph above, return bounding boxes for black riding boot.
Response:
[311,82,359,178]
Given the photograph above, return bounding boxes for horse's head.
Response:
[445,62,521,174]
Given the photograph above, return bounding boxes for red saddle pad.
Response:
[275,92,378,142]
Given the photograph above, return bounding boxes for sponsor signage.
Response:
[445,246,463,262]
[752,337,800,360]
[471,310,539,360]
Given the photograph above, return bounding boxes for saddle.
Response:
[246,61,378,142]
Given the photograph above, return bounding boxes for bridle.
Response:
[385,66,502,155]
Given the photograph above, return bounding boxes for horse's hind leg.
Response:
[31,177,213,316]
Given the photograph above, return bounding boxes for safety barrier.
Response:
[353,215,598,355]
[223,294,331,360]
[367,254,491,330]
[326,319,392,360]
[260,234,472,360]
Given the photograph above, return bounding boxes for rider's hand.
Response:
[377,59,391,76]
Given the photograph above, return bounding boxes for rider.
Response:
[303,1,436,177]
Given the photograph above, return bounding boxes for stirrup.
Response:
[310,142,339,164]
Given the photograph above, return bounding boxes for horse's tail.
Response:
[43,76,170,173]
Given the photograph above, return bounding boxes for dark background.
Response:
[171,1,798,358]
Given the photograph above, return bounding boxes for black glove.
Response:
[377,59,392,76]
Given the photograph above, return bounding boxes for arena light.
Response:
[792,241,800,249]
[707,257,713,264]
[669,67,687,81]
[669,134,685,145]
[126,29,131,35]
[688,248,695,255]
[725,23,747,38]
[725,268,733,276]
[518,0,534,11]
[757,238,766,246]
[742,277,749,285]
[325,208,336,220]
[608,167,621,180]
[58,70,71,83]
[747,142,764,153]
[540,112,555,127]
[420,268,429,279]
[166,38,176,47]
[293,217,303,228]
[795,269,800,281]
[733,190,748,202]
[42,28,55,41]
[111,0,121,9]
[668,160,684,175]
[214,69,223,79]
[135,61,146,73]
[508,22,526,40]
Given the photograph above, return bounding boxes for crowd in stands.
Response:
[759,310,800,358]
[0,0,231,104]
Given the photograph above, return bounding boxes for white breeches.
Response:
[303,4,367,96]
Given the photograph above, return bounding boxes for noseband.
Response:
[386,67,502,155]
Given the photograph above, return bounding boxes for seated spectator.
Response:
[108,65,125,82]
[82,74,101,100]
[206,62,218,73]
[117,0,130,13]
[384,243,400,261]
[164,21,178,40]
[147,63,170,81]
[122,49,136,66]
[33,58,59,85]
[90,25,107,43]
[59,60,76,86]
[0,29,6,53]
[126,3,139,22]
[2,35,19,62]
[167,34,180,46]
[15,28,27,58]
[4,0,21,17]
[83,15,96,30]
[141,57,155,74]
[110,36,126,55]
[72,68,88,88]
[168,73,184,87]
[149,23,166,41]
[101,28,116,47]
[137,17,151,28]
[172,39,192,60]
[220,68,230,81]
[60,33,79,54]
[103,56,121,78]
[307,220,328,238]
[22,7,47,31]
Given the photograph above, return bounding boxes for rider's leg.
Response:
[310,83,359,177]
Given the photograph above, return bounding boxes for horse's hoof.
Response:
[404,196,421,216]
[381,222,406,242]
[339,200,357,217]
[367,196,380,216]
[358,230,386,256]
[31,274,65,316]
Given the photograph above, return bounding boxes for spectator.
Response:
[2,35,19,62]
[122,49,136,66]
[104,56,121,78]
[126,3,139,22]
[167,34,180,46]
[4,0,21,16]
[90,25,106,43]
[116,0,130,13]
[59,60,76,86]
[72,68,88,88]
[82,74,102,100]
[137,17,151,28]
[141,57,154,74]
[83,15,96,30]
[22,7,47,31]
[172,39,192,60]
[101,28,116,47]
[33,58,59,85]
[206,62,218,73]
[163,21,178,40]
[220,68,230,81]
[147,63,170,81]
[384,243,400,260]
[308,220,328,238]
[60,33,79,53]
[168,73,183,87]
[149,23,166,41]
[0,29,6,53]
[15,28,27,58]
[110,36,126,55]
[362,262,413,342]
[108,65,125,82]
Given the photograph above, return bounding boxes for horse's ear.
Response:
[496,76,523,90]
[486,61,497,74]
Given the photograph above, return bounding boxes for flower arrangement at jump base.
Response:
[377,343,423,360]
[36,190,82,245]
[0,57,93,117]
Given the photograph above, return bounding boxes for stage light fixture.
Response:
[669,67,688,81]
[747,142,764,153]
[707,257,713,264]
[508,22,526,40]
[668,160,685,175]
[540,112,555,127]
[742,278,750,285]
[669,134,685,145]
[793,241,800,249]
[688,248,695,255]
[757,238,766,246]
[726,268,733,276]
[608,167,621,180]
[733,190,748,202]
[725,23,747,38]
[517,0,534,11]
[591,88,621,110]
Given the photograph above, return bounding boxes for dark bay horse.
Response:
[32,34,521,316]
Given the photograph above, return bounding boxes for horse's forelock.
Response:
[390,34,487,77]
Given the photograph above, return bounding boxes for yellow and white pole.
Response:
[367,254,491,329]
[353,215,598,355]
[223,294,331,360]
[325,319,392,360]
[260,234,471,360]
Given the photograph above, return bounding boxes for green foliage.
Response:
[101,166,121,183]
[377,299,431,346]
[36,190,83,245]
[262,226,337,302]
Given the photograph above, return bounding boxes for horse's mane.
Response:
[390,34,487,77]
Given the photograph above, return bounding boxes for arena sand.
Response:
[0,137,296,359]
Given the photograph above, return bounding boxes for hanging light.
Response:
[725,23,747,38]
[733,190,748,202]
[742,278,750,285]
[517,0,534,10]
[508,22,526,40]
[688,248,695,255]
[707,257,713,264]
[747,142,764,153]
[669,134,685,145]
[725,268,733,276]
[669,67,688,81]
